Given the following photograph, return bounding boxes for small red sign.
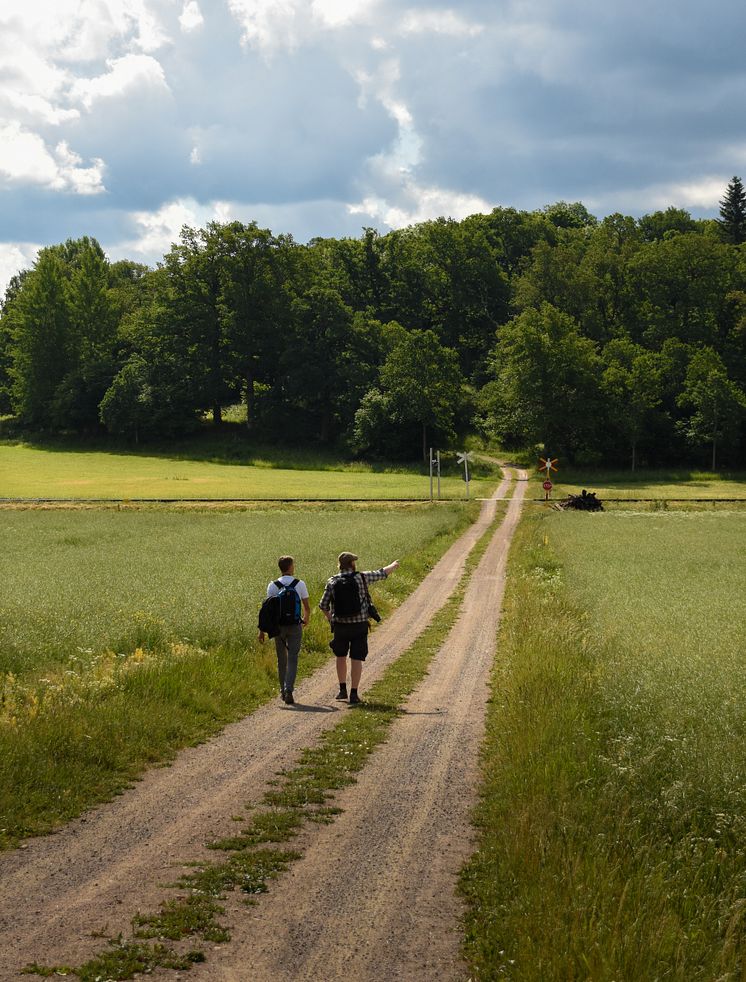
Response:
[543,480,553,491]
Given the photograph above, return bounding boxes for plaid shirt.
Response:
[318,569,388,624]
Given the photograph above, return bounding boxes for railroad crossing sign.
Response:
[542,480,553,492]
[539,456,559,476]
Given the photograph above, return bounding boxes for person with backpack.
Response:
[319,551,399,704]
[257,555,311,705]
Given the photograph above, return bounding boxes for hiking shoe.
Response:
[335,690,348,701]
[284,690,295,705]
[280,688,286,701]
[349,691,361,705]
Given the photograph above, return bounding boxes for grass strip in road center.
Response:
[25,504,508,981]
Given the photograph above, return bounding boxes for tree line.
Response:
[2,178,746,467]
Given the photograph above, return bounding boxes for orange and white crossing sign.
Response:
[539,456,559,475]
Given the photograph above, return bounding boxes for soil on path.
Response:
[179,469,528,982]
[0,471,513,980]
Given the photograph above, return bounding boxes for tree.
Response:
[99,356,152,442]
[602,338,663,470]
[8,249,71,426]
[718,176,746,245]
[355,330,464,460]
[677,348,746,468]
[483,303,603,457]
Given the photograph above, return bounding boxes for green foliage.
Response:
[718,175,746,245]
[483,303,603,457]
[3,192,746,465]
[677,347,746,467]
[354,329,465,460]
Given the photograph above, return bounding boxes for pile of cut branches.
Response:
[556,489,603,512]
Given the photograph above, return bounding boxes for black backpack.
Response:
[275,578,302,625]
[332,572,362,617]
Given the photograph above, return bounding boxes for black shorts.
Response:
[330,622,369,661]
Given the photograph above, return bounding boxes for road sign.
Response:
[457,450,473,499]
[543,480,553,491]
[539,456,559,475]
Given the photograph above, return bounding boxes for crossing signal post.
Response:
[539,455,559,501]
[429,449,442,501]
[457,450,474,499]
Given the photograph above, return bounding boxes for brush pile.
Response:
[557,489,604,511]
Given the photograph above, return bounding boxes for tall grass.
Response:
[462,510,746,980]
[0,503,475,847]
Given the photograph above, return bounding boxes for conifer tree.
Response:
[718,176,746,244]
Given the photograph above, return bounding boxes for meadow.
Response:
[543,466,746,499]
[0,444,495,500]
[0,502,474,846]
[463,508,746,980]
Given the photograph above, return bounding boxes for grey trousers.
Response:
[274,624,302,692]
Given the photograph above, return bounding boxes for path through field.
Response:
[0,466,526,980]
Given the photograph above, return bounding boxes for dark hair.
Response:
[278,555,294,573]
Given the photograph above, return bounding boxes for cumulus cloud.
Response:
[179,1,204,32]
[70,53,170,110]
[0,242,40,294]
[2,0,746,296]
[0,123,105,193]
[398,9,483,37]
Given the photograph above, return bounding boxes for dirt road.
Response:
[186,469,528,982]
[0,470,517,979]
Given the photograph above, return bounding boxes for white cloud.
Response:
[227,0,305,52]
[591,176,727,214]
[179,1,204,33]
[123,197,235,257]
[399,9,483,37]
[349,181,491,227]
[0,122,105,193]
[311,0,376,28]
[70,53,169,110]
[0,242,40,296]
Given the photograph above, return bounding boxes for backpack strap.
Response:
[289,578,299,588]
[273,579,284,590]
[360,572,372,603]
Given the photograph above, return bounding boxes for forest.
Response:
[2,179,746,467]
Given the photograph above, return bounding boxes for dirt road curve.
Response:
[185,470,528,982]
[0,469,517,979]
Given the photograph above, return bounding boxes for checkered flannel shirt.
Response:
[318,568,388,624]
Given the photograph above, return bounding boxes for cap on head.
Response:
[338,551,358,570]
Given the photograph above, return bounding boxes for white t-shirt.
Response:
[266,574,309,601]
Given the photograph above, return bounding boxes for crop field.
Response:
[543,467,746,499]
[463,508,746,980]
[0,445,495,500]
[0,502,472,846]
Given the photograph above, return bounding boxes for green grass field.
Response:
[463,508,746,980]
[0,502,474,846]
[540,467,746,499]
[0,444,495,500]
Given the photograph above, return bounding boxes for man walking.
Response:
[259,555,310,705]
[319,552,399,704]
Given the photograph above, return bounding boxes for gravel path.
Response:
[169,468,528,982]
[0,471,513,979]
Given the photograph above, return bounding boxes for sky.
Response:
[2,0,746,292]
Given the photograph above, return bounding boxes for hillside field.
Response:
[463,506,746,979]
[0,444,495,500]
